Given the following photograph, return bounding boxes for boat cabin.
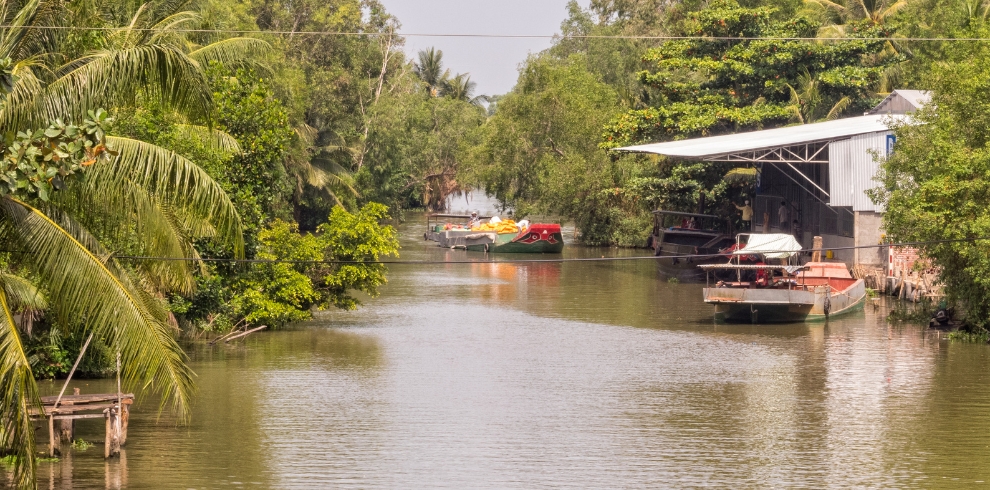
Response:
[649,210,734,257]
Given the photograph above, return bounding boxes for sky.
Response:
[378,0,591,97]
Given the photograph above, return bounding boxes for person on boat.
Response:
[734,200,753,229]
[778,201,790,231]
[518,219,530,232]
[792,219,802,243]
[755,263,768,287]
[468,211,481,228]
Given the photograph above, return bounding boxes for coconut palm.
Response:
[785,70,852,124]
[0,1,267,487]
[413,47,450,97]
[288,123,360,209]
[443,73,489,107]
[805,0,909,36]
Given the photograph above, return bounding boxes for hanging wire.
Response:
[0,24,986,42]
[84,235,990,266]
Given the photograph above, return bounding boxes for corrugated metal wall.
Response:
[828,131,889,212]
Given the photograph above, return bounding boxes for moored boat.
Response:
[700,234,866,323]
[464,224,564,253]
[649,210,741,281]
[424,213,490,247]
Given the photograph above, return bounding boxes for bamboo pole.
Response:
[53,332,94,410]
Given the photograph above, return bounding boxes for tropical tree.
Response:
[785,70,853,123]
[806,0,909,27]
[870,27,990,333]
[414,47,450,97]
[444,73,488,107]
[602,0,897,147]
[0,1,264,487]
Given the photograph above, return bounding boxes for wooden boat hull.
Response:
[465,224,564,253]
[704,279,866,323]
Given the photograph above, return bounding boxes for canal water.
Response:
[32,213,990,488]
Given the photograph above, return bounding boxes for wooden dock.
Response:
[30,389,133,458]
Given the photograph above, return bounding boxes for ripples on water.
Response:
[33,213,990,488]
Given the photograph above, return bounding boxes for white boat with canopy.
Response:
[701,234,866,323]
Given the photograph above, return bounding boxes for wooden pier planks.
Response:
[33,390,134,458]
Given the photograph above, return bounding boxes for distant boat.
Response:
[648,210,746,281]
[424,214,564,253]
[700,234,866,323]
[464,224,565,253]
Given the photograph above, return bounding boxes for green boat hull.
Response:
[464,225,565,253]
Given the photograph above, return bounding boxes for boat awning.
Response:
[616,115,906,162]
[735,233,802,259]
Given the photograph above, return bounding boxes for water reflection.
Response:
[28,211,990,488]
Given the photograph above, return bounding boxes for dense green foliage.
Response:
[602,1,897,146]
[871,26,990,331]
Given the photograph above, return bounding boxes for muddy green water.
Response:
[30,214,990,488]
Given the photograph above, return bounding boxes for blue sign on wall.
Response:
[886,134,896,156]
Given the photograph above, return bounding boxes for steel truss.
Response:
[703,141,829,164]
[701,140,833,199]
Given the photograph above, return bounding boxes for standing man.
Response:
[734,200,753,230]
[778,201,789,232]
[468,211,481,229]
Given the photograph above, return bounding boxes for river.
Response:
[32,212,990,488]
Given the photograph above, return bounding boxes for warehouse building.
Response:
[617,90,929,268]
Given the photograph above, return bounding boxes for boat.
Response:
[648,210,745,280]
[464,224,565,253]
[424,213,491,248]
[700,234,866,323]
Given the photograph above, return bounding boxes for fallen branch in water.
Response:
[224,325,268,343]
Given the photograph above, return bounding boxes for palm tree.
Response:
[785,70,852,123]
[0,1,266,486]
[443,73,489,107]
[413,47,450,97]
[288,123,360,210]
[806,0,909,36]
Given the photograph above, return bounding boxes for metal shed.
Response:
[615,108,919,267]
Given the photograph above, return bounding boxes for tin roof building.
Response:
[616,91,929,267]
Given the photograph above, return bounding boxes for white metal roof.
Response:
[867,90,930,115]
[616,114,904,160]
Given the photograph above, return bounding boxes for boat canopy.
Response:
[734,233,802,259]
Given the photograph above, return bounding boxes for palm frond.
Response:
[878,0,909,21]
[0,273,46,312]
[825,96,853,120]
[294,123,318,146]
[92,136,244,257]
[43,44,212,126]
[187,37,272,68]
[0,282,39,489]
[0,0,61,63]
[146,11,200,45]
[0,198,195,418]
[805,0,848,14]
[0,62,42,130]
[0,0,40,59]
[175,124,242,154]
[817,23,848,38]
[308,157,361,198]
